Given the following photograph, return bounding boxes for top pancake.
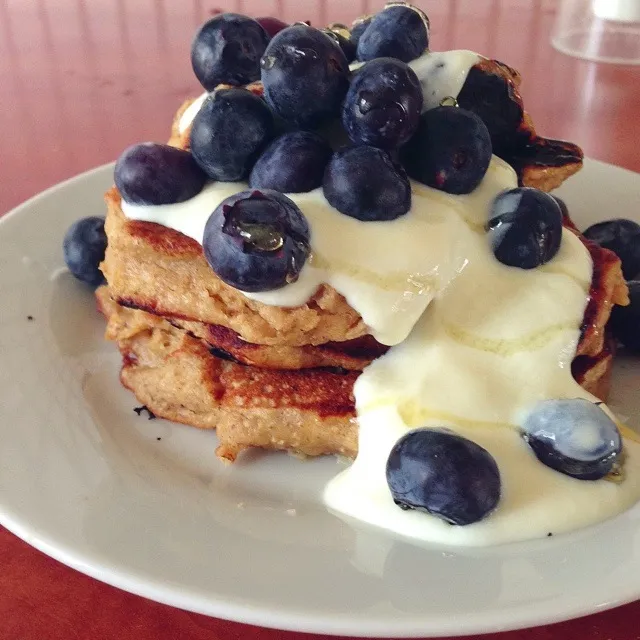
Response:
[101,58,626,352]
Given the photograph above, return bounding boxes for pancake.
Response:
[103,54,594,350]
[96,286,619,462]
[96,287,359,461]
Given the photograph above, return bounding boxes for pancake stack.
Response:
[98,45,628,463]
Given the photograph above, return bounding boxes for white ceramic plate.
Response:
[1,160,639,638]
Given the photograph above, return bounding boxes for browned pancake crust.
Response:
[170,316,387,369]
[564,218,629,357]
[572,333,616,402]
[100,283,386,370]
[97,288,358,461]
[456,59,584,191]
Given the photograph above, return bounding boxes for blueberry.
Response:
[203,190,310,292]
[342,58,423,149]
[349,17,372,49]
[260,24,350,128]
[487,187,563,269]
[323,145,411,222]
[521,398,622,480]
[322,29,357,63]
[249,132,332,193]
[256,16,289,38]
[63,217,107,287]
[456,65,523,156]
[191,13,270,91]
[611,280,640,353]
[402,106,492,194]
[583,219,640,280]
[551,195,569,221]
[114,143,207,205]
[386,428,501,526]
[190,88,274,181]
[356,5,429,63]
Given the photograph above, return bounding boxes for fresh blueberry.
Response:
[323,145,411,222]
[349,17,372,49]
[486,187,563,269]
[611,280,640,353]
[191,13,270,91]
[322,29,357,63]
[521,398,622,480]
[583,219,640,280]
[456,64,523,156]
[249,131,332,193]
[356,4,429,63]
[551,195,569,221]
[256,16,289,38]
[114,143,207,205]
[402,106,492,194]
[63,217,107,287]
[190,88,274,181]
[386,428,501,526]
[260,24,350,128]
[342,58,423,149]
[203,190,310,292]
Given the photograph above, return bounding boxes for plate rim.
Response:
[2,506,637,638]
[1,158,639,638]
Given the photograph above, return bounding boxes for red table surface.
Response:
[1,1,640,638]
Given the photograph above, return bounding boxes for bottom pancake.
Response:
[97,287,358,462]
[97,286,616,462]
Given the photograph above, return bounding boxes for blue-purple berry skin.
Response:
[63,217,107,287]
[260,25,350,128]
[323,145,411,222]
[190,88,274,182]
[249,132,332,193]
[191,14,270,90]
[386,428,501,526]
[203,190,310,292]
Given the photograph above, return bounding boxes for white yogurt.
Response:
[409,50,481,110]
[178,91,208,133]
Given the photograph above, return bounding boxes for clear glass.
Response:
[552,0,640,64]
